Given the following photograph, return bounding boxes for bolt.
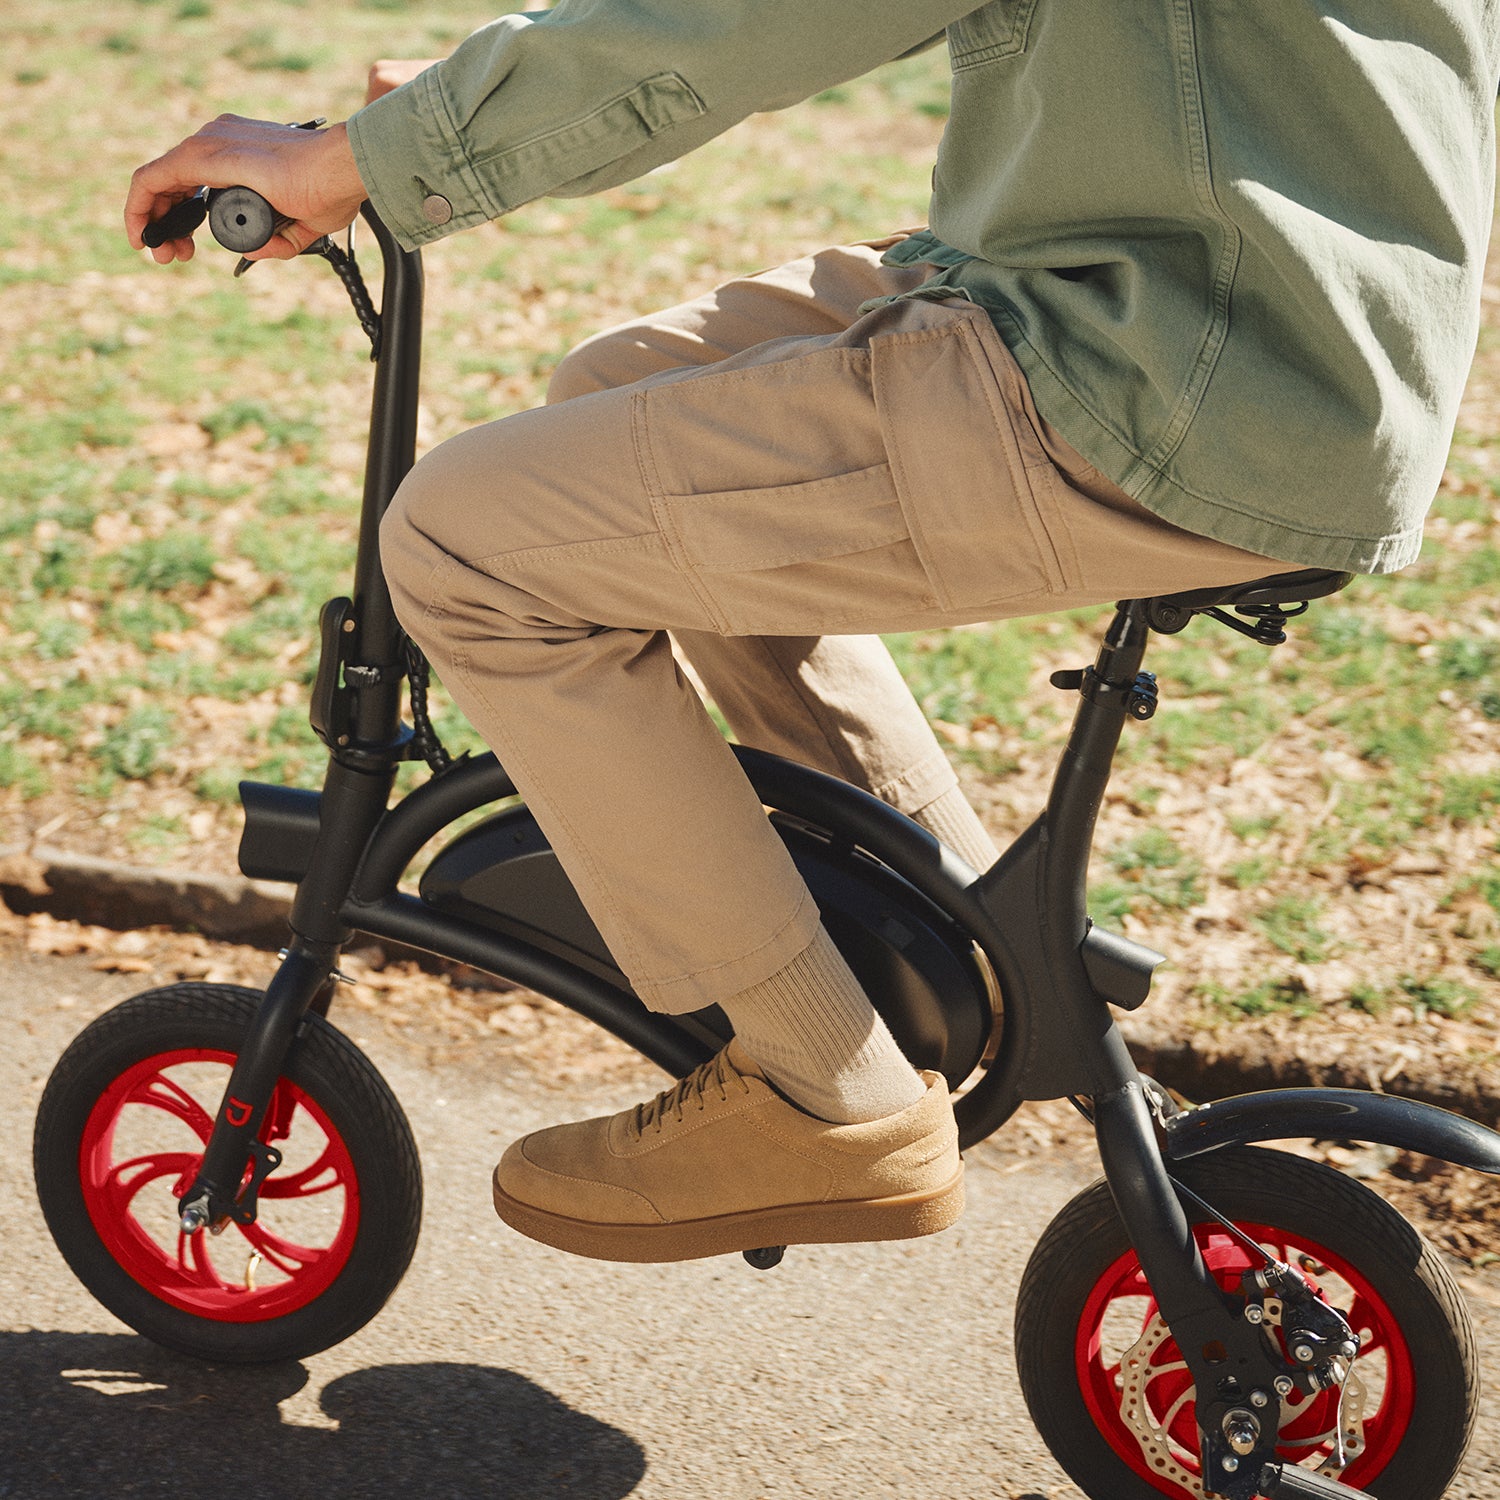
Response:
[1274,1377,1295,1397]
[1250,1390,1270,1409]
[1339,1340,1358,1360]
[1222,1457,1240,1474]
[180,1203,210,1235]
[1223,1410,1261,1456]
[1245,1305,1266,1325]
[1294,1344,1316,1364]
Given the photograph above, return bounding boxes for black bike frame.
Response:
[176,205,1500,1500]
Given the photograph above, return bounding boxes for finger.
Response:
[243,222,316,262]
[127,166,189,249]
[148,234,196,266]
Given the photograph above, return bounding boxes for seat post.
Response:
[1041,598,1155,936]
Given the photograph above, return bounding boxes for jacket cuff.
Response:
[346,69,500,252]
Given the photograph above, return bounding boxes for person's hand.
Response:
[125,115,368,266]
[366,58,442,104]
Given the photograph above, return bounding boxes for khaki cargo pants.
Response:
[380,240,1284,1014]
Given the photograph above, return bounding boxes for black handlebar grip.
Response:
[142,193,208,248]
[208,187,281,254]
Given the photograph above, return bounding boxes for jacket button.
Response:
[421,193,453,225]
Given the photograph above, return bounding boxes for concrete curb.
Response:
[0,844,293,948]
[2,843,1496,1127]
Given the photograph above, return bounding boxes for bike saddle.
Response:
[1140,567,1355,641]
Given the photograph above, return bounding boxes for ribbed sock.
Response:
[719,925,927,1125]
[914,784,999,872]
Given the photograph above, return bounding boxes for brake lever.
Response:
[141,189,208,248]
[233,234,333,279]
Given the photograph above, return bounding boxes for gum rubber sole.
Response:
[492,1169,965,1263]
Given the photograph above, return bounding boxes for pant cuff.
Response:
[631,886,824,1015]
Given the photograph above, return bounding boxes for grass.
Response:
[0,0,1496,1027]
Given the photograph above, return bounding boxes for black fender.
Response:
[1164,1087,1500,1175]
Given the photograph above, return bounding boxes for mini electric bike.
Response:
[32,187,1500,1500]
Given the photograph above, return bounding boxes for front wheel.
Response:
[34,983,422,1363]
[1015,1147,1477,1499]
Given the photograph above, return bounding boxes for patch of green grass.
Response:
[1228,854,1273,889]
[129,812,187,854]
[29,536,87,595]
[884,623,1038,774]
[1308,609,1384,659]
[1105,828,1205,911]
[103,596,192,650]
[32,612,90,661]
[1349,981,1389,1017]
[97,705,176,780]
[1398,975,1480,1020]
[1344,968,1477,1023]
[249,746,324,789]
[234,519,349,619]
[1206,976,1318,1020]
[0,742,47,796]
[111,534,217,593]
[200,399,320,451]
[1473,947,1500,980]
[1439,772,1500,823]
[1255,892,1335,962]
[227,26,326,71]
[1089,881,1137,926]
[1450,870,1500,914]
[1437,637,1499,682]
[196,764,244,803]
[1227,812,1281,841]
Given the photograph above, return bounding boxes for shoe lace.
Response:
[629,1049,747,1139]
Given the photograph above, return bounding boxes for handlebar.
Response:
[142,185,285,254]
[144,178,394,361]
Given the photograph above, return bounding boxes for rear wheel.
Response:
[1015,1147,1476,1499]
[34,983,422,1363]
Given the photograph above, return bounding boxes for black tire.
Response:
[1015,1147,1476,1500]
[33,983,422,1364]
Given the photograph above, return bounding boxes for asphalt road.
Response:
[4,944,1499,1500]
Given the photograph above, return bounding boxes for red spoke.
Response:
[238,1219,330,1277]
[128,1070,217,1140]
[179,1224,233,1290]
[100,1150,200,1216]
[258,1141,346,1199]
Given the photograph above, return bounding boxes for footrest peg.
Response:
[743,1246,785,1270]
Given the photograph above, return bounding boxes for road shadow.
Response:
[1,1331,647,1498]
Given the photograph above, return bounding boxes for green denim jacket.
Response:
[348,1,1500,574]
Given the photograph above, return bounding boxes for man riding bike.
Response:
[126,0,1500,1264]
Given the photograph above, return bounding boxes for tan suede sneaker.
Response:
[492,1040,964,1262]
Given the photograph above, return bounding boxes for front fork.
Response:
[1094,1085,1359,1498]
[176,753,398,1235]
[176,943,339,1233]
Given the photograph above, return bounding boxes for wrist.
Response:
[317,121,368,206]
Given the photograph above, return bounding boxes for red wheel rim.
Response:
[1075,1218,1417,1496]
[78,1048,360,1322]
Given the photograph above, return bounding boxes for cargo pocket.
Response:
[947,0,1042,69]
[869,301,1072,615]
[656,463,934,636]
